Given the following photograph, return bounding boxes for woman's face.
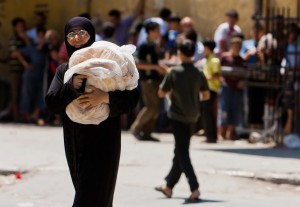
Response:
[66,28,90,48]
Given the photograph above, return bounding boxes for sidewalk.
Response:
[0,123,299,207]
[1,128,299,186]
[190,139,300,186]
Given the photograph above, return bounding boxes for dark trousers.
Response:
[202,90,218,142]
[248,86,264,125]
[165,119,199,191]
[20,71,44,113]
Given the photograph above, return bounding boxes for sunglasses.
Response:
[66,30,88,39]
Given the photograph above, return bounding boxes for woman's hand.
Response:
[72,74,87,89]
[77,85,109,110]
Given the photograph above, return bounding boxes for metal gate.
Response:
[248,0,300,144]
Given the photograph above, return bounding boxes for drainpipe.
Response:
[255,0,263,16]
[87,0,92,16]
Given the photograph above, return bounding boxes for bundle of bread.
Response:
[63,41,139,125]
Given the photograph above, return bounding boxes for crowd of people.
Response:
[0,2,299,141]
[1,2,300,205]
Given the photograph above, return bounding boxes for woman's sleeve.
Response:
[108,88,139,118]
[45,64,80,114]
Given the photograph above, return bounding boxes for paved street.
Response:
[0,123,299,207]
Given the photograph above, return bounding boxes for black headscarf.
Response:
[64,17,95,57]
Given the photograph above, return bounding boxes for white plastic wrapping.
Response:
[63,41,139,125]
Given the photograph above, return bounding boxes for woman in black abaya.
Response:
[45,17,139,207]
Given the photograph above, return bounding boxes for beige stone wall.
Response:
[0,0,299,42]
[269,0,298,16]
[0,0,299,77]
[89,0,256,39]
[179,0,255,40]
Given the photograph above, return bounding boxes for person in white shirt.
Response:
[137,8,171,46]
[214,9,242,56]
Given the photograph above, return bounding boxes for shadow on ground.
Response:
[182,198,224,205]
[206,147,300,159]
[158,197,224,205]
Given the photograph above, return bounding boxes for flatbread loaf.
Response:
[64,41,139,125]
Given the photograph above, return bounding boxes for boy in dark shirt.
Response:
[130,21,167,141]
[156,39,209,200]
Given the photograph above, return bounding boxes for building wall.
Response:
[0,0,298,76]
[0,0,298,43]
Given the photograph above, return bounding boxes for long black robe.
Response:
[45,63,139,207]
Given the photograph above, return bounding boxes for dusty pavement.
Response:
[0,123,299,207]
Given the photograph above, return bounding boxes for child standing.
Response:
[156,39,210,201]
[218,37,246,140]
[201,40,221,143]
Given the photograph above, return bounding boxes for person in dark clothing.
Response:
[11,27,47,124]
[108,0,145,45]
[130,21,167,141]
[45,17,139,207]
[7,17,31,121]
[102,22,116,43]
[156,39,210,201]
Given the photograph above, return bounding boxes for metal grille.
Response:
[249,0,300,143]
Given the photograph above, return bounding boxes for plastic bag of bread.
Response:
[63,41,139,125]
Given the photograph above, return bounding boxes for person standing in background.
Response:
[45,29,62,80]
[201,40,221,143]
[173,17,204,63]
[214,9,241,56]
[136,7,171,47]
[26,12,47,44]
[11,28,47,125]
[108,0,145,45]
[102,22,116,43]
[218,37,246,140]
[282,23,300,134]
[7,17,31,121]
[241,23,265,131]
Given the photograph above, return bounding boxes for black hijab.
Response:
[64,17,95,57]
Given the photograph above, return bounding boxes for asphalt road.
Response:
[0,123,299,207]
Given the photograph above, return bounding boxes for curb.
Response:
[200,169,300,186]
[255,172,300,185]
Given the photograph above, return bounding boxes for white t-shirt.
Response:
[214,22,241,54]
[137,17,169,46]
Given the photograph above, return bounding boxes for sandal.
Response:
[186,189,201,202]
[154,186,172,198]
